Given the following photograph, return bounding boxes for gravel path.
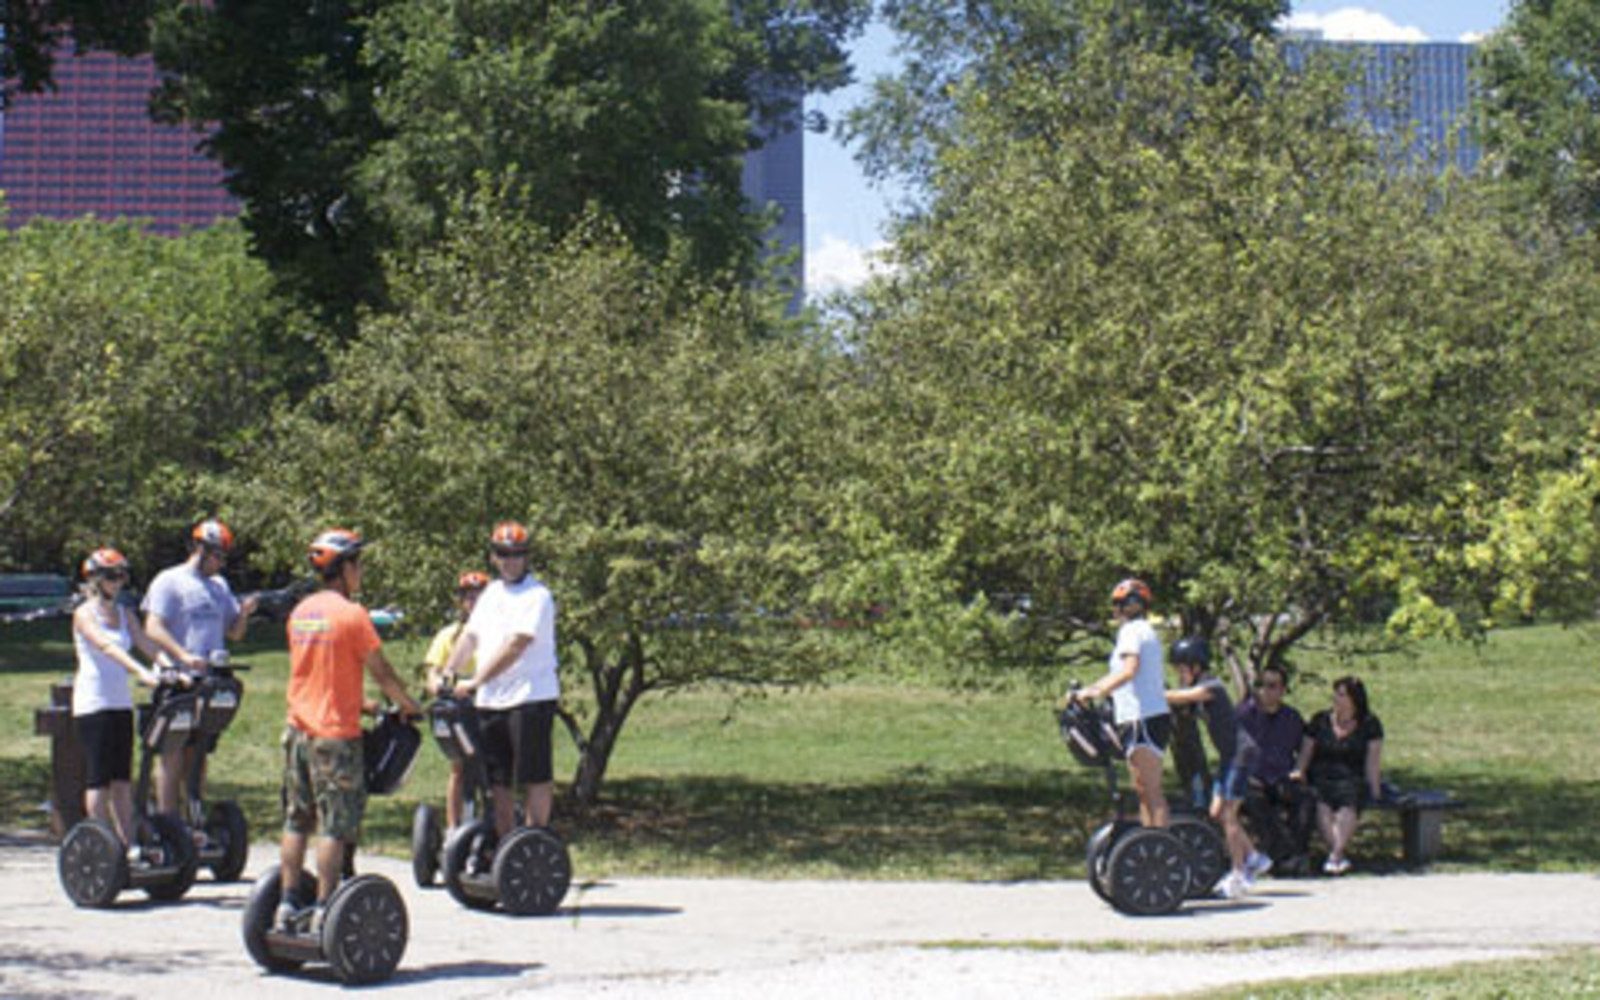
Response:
[2,832,1591,998]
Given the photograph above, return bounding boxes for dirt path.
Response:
[2,832,1592,998]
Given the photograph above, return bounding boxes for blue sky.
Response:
[804,1,1512,294]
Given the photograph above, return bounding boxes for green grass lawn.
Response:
[3,616,1598,880]
[1177,948,1600,999]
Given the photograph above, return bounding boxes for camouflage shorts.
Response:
[281,726,366,842]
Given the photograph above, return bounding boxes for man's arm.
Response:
[364,647,423,717]
[458,633,532,696]
[143,613,204,671]
[225,594,259,642]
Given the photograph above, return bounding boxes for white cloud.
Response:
[1281,7,1429,43]
[807,233,892,296]
[1459,31,1487,44]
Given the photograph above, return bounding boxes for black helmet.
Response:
[1171,636,1210,669]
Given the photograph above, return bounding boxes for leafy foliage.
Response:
[1476,0,1600,231]
[221,207,860,801]
[0,216,310,572]
[842,0,1287,192]
[150,0,869,331]
[840,27,1600,682]
[1,1,156,103]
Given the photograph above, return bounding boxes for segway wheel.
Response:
[241,866,313,973]
[206,800,250,882]
[1169,814,1227,899]
[494,827,572,916]
[411,804,442,888]
[141,813,200,901]
[59,820,128,908]
[1106,827,1191,916]
[1084,822,1118,905]
[442,819,497,911]
[323,874,409,986]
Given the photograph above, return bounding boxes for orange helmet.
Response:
[457,571,490,592]
[1111,578,1153,610]
[83,548,130,578]
[490,521,529,555]
[308,528,366,572]
[192,518,235,552]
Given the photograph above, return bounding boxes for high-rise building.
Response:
[1292,35,1479,174]
[743,114,805,309]
[1,51,808,300]
[0,52,236,233]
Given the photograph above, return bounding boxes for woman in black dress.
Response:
[1290,676,1383,875]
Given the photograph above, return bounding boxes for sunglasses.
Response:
[98,571,128,582]
[491,548,528,558]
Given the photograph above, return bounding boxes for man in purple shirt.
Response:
[1237,663,1315,873]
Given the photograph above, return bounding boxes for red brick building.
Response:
[0,52,236,233]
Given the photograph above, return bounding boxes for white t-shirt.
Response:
[1108,617,1169,725]
[73,605,135,715]
[141,561,240,662]
[467,575,559,709]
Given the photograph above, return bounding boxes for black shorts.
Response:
[76,710,135,789]
[478,701,556,788]
[1116,715,1173,758]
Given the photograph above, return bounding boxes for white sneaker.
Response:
[1244,851,1273,880]
[1214,872,1246,900]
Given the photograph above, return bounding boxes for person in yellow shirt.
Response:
[424,571,488,830]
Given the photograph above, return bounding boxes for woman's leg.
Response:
[109,781,136,845]
[1128,746,1169,828]
[446,761,464,829]
[1330,805,1358,862]
[1219,798,1250,871]
[1316,800,1337,855]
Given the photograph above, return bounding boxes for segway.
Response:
[410,681,483,887]
[428,686,572,915]
[177,652,251,882]
[58,670,202,907]
[241,708,420,985]
[1058,691,1223,915]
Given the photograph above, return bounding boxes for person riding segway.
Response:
[1060,580,1222,915]
[58,549,203,907]
[412,570,489,887]
[141,519,258,836]
[434,522,573,916]
[240,529,423,985]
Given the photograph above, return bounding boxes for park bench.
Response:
[1369,783,1466,869]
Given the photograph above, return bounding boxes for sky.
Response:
[803,1,1514,296]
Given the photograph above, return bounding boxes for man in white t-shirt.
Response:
[443,521,559,834]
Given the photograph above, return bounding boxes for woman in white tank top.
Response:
[71,549,161,847]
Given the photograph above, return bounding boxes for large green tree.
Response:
[842,0,1286,193]
[839,25,1600,684]
[224,207,861,803]
[0,216,310,571]
[1476,0,1600,231]
[150,0,869,332]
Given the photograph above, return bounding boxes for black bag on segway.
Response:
[1058,698,1124,769]
[364,712,422,796]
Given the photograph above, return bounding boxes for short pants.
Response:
[478,700,557,788]
[281,726,366,841]
[76,709,134,789]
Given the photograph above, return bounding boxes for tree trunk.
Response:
[569,633,647,807]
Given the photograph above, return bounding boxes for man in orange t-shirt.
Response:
[277,529,421,932]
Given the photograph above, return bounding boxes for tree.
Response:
[221,207,860,804]
[0,216,310,571]
[842,0,1287,193]
[838,26,1600,685]
[1476,0,1600,231]
[150,0,870,332]
[1,1,155,103]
